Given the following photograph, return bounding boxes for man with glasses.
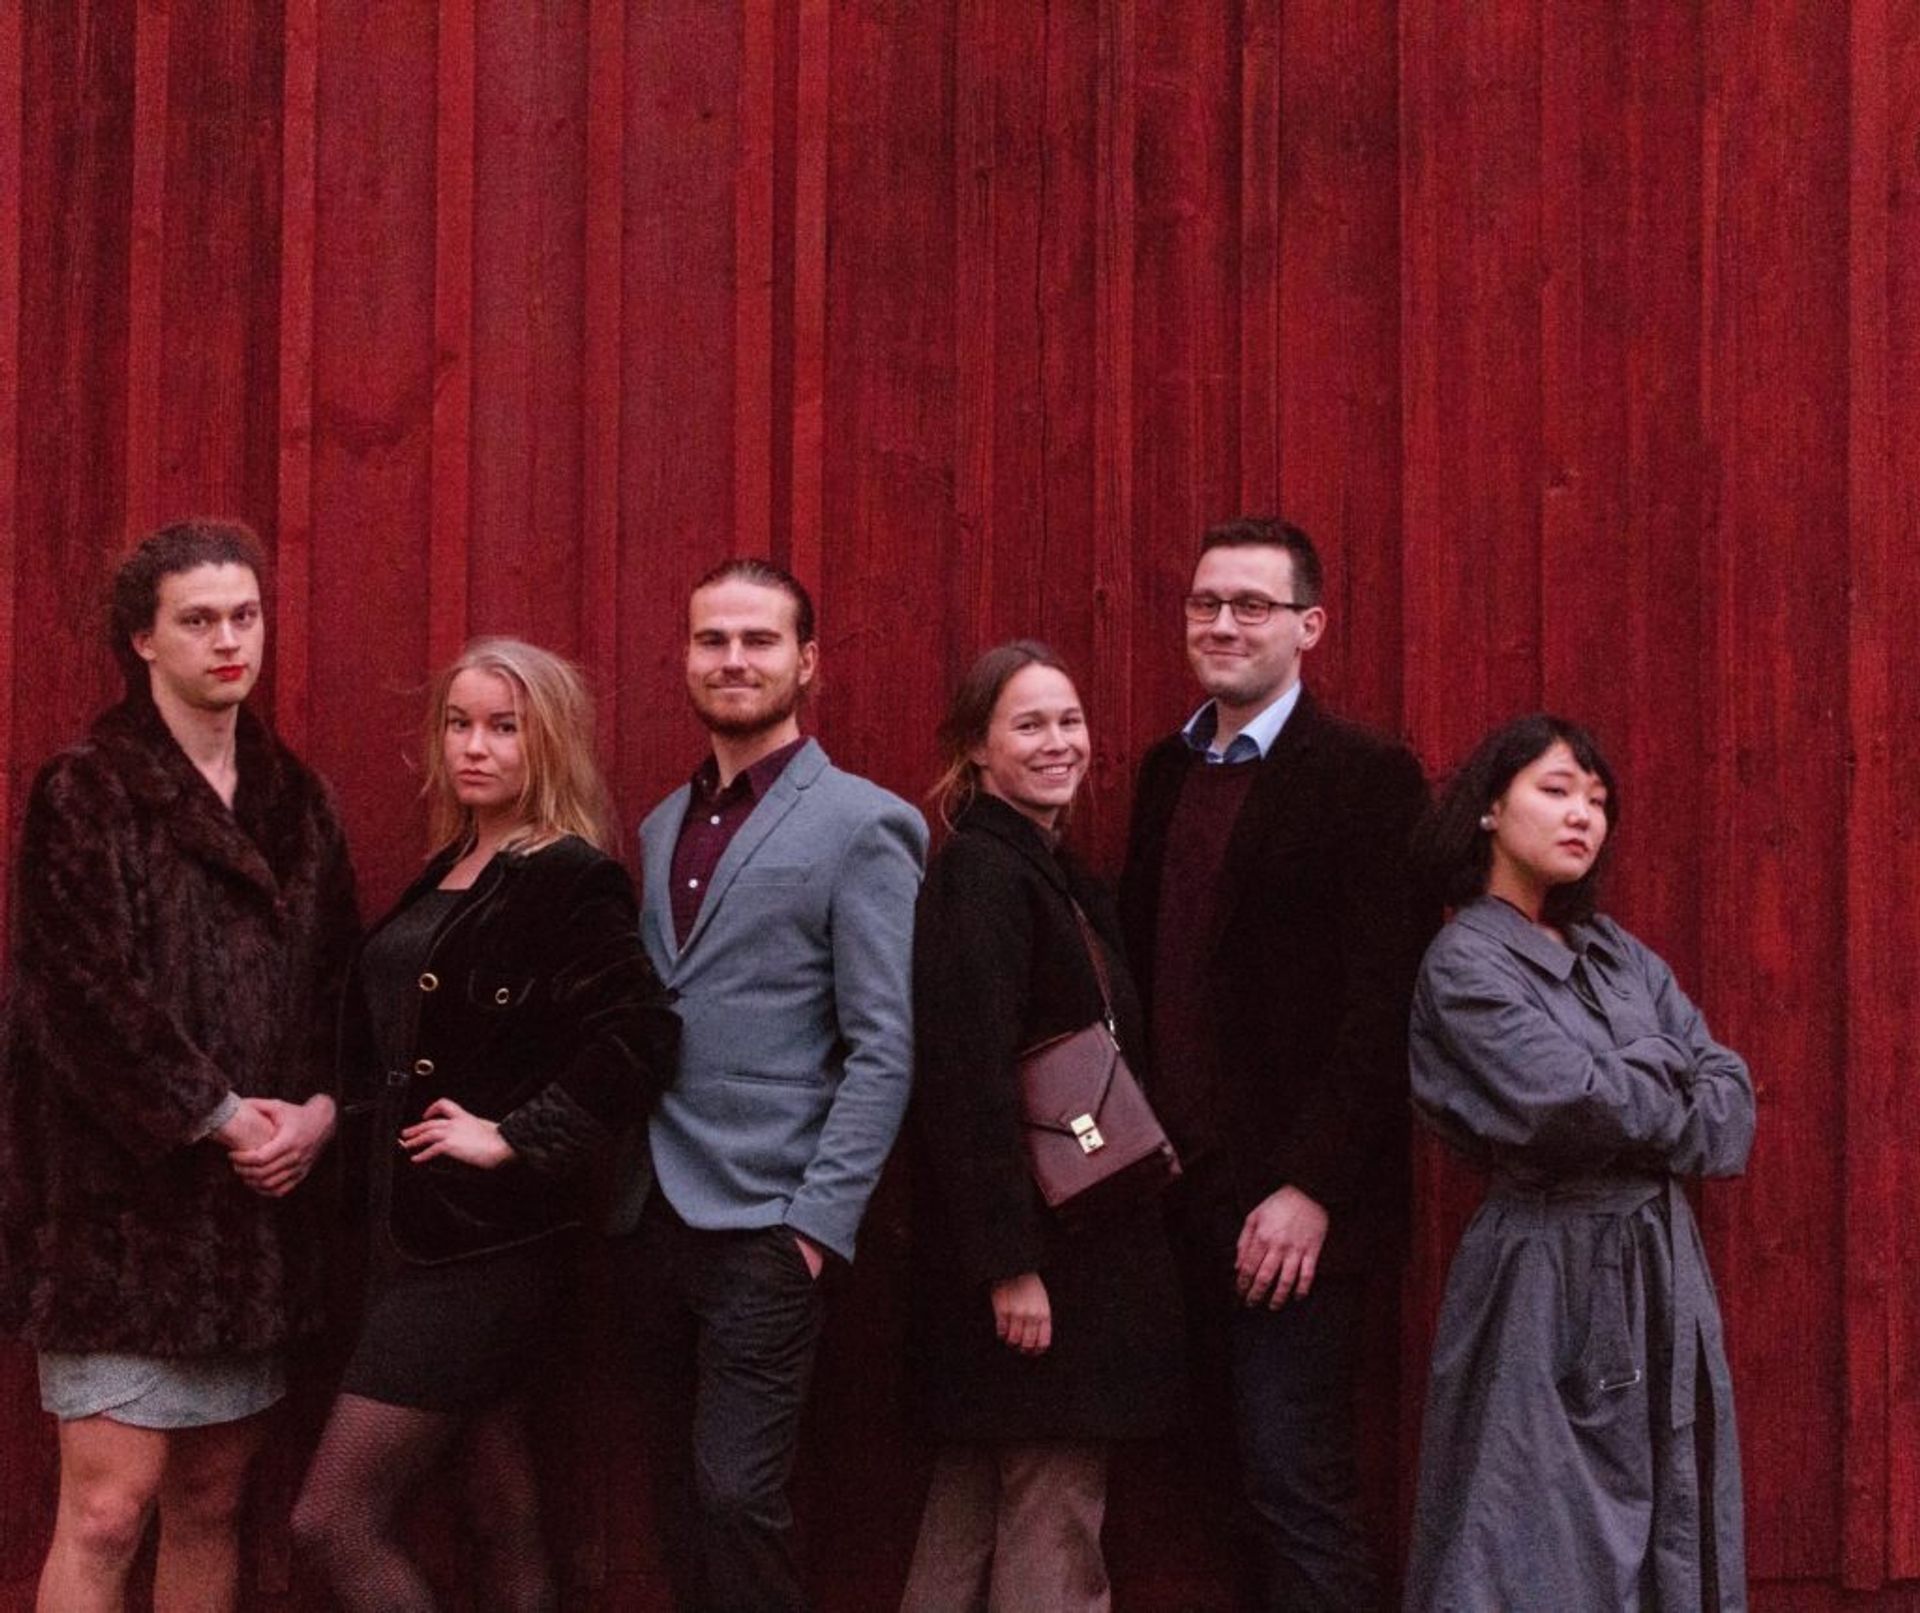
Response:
[1120,517,1429,1610]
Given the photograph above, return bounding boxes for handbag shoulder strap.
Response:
[1065,897,1119,1035]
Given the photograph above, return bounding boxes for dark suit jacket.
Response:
[1119,688,1432,1273]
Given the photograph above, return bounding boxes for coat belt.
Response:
[1488,1171,1703,1432]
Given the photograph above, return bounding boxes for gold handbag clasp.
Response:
[1070,1114,1105,1154]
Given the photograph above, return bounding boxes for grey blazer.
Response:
[609,739,926,1263]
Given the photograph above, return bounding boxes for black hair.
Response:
[1410,712,1618,927]
[1197,516,1324,607]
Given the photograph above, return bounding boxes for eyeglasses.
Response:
[1182,593,1314,626]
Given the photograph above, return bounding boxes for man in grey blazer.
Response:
[610,558,926,1613]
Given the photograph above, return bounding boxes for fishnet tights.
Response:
[292,1392,556,1612]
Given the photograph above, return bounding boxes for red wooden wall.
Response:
[1,1,1916,1606]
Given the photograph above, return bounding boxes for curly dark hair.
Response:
[109,518,268,688]
[1410,712,1618,927]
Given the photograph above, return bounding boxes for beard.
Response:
[688,674,802,738]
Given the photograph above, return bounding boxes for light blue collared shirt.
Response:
[1180,680,1303,765]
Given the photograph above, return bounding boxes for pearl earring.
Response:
[1479,814,1495,831]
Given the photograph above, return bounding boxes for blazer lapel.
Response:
[644,786,692,967]
[674,739,825,961]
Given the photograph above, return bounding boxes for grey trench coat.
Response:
[1404,897,1755,1612]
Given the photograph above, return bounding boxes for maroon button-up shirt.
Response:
[669,735,808,946]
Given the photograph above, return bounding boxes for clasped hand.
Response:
[222,1094,336,1198]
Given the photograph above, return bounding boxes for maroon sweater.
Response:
[1149,755,1257,1161]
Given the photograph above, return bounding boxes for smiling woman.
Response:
[903,640,1182,1613]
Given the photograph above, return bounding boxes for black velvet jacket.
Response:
[344,835,679,1264]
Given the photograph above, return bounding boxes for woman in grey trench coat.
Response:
[1403,714,1755,1612]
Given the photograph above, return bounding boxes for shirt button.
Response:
[710,815,721,826]
[687,878,700,889]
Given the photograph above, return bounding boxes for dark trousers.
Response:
[610,1195,824,1613]
[1170,1174,1379,1613]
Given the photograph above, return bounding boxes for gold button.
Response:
[493,987,511,1005]
[418,972,439,992]
[412,1058,435,1077]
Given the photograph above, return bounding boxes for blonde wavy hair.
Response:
[422,637,617,854]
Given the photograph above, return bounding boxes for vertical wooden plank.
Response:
[581,0,623,787]
[734,0,775,556]
[124,0,168,539]
[1088,0,1136,864]
[984,2,1060,646]
[950,0,995,656]
[155,0,285,529]
[1398,0,1544,744]
[429,3,473,669]
[1618,0,1705,978]
[1699,0,1852,1578]
[788,0,828,593]
[1274,0,1402,728]
[1238,0,1279,513]
[0,0,21,885]
[1843,0,1893,1585]
[308,0,439,909]
[1884,0,1920,1575]
[0,4,31,1579]
[275,0,318,752]
[467,0,587,651]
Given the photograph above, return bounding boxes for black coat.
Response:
[346,836,680,1264]
[1119,690,1433,1274]
[0,695,358,1354]
[907,794,1183,1443]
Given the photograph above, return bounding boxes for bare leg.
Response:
[460,1398,556,1613]
[292,1392,458,1613]
[153,1411,269,1613]
[37,1416,168,1613]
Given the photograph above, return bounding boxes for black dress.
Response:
[339,837,677,1411]
[907,794,1183,1443]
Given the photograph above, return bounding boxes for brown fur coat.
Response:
[0,694,358,1355]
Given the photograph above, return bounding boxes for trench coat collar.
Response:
[951,791,1073,897]
[92,694,285,901]
[1452,894,1620,980]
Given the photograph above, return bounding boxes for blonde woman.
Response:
[293,638,679,1611]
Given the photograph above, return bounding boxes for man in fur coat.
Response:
[0,520,358,1612]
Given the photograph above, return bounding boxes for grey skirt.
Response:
[38,1349,286,1429]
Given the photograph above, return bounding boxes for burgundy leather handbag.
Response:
[1016,901,1181,1212]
